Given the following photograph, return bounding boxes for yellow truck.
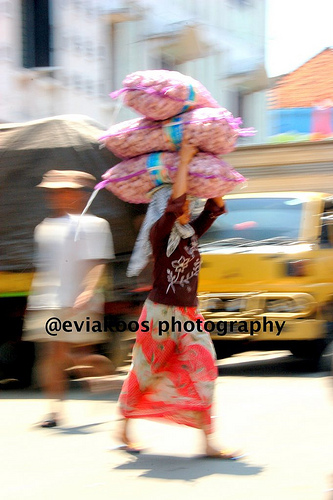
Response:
[197,139,333,368]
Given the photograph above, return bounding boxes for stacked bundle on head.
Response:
[110,69,220,120]
[99,70,254,203]
[100,107,254,159]
[100,152,245,204]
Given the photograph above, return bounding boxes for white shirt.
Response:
[27,214,114,311]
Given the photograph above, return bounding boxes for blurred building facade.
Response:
[0,0,268,141]
[267,47,333,141]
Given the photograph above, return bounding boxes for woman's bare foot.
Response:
[204,431,243,459]
[116,418,143,453]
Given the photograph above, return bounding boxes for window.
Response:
[22,0,52,68]
[86,79,94,95]
[320,199,333,248]
[61,34,69,50]
[236,90,244,119]
[85,40,94,58]
[0,44,12,61]
[97,45,106,60]
[73,36,83,54]
[73,73,82,90]
[199,197,304,246]
[160,54,175,71]
[227,88,245,120]
[98,81,106,97]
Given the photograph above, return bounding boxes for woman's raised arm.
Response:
[172,136,198,200]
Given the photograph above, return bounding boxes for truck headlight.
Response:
[266,297,310,313]
[199,297,245,313]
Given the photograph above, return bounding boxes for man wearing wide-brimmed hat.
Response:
[23,170,115,427]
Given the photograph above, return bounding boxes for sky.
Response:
[265,0,333,77]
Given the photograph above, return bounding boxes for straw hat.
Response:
[37,170,96,190]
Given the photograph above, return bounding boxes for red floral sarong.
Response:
[118,299,218,433]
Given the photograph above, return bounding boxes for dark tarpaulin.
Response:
[0,114,147,272]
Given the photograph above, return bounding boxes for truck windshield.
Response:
[199,197,304,246]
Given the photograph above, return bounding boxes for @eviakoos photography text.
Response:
[45,316,286,337]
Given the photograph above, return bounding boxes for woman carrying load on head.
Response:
[117,135,239,458]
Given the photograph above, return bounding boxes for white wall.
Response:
[0,0,267,142]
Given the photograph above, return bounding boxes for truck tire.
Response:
[212,341,235,360]
[317,340,333,373]
[290,339,327,370]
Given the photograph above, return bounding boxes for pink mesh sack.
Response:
[100,107,255,159]
[110,70,220,120]
[99,152,245,204]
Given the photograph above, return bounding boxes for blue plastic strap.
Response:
[180,84,195,113]
[146,153,169,186]
[163,116,183,149]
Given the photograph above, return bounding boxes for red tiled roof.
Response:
[268,48,333,109]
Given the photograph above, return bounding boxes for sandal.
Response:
[123,444,144,454]
[41,419,57,428]
[40,414,58,428]
[109,441,144,453]
[206,449,245,460]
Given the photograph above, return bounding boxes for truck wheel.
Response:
[212,341,234,360]
[317,340,333,372]
[290,340,327,369]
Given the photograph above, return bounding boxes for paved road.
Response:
[0,351,332,500]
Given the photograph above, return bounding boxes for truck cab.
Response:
[197,191,333,365]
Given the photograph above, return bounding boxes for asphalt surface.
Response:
[0,351,332,500]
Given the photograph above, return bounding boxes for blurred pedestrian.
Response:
[117,138,239,458]
[23,170,115,427]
